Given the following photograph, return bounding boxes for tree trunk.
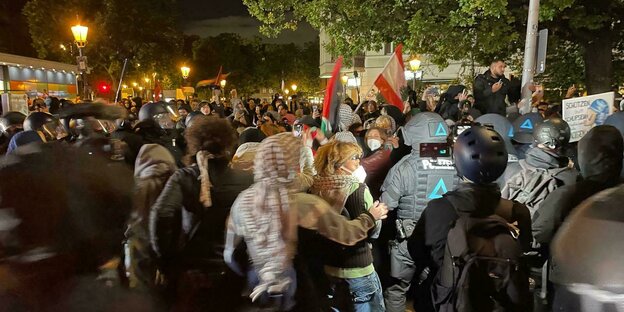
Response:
[583,32,613,94]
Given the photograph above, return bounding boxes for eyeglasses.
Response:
[350,154,362,161]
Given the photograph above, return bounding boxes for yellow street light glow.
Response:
[122,84,128,89]
[132,82,138,87]
[180,66,190,79]
[341,75,349,84]
[71,24,88,48]
[291,84,298,92]
[220,79,227,88]
[284,89,290,95]
[409,58,422,71]
[144,77,150,83]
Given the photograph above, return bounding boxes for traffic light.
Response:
[97,81,111,94]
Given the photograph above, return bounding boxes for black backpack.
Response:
[431,199,530,312]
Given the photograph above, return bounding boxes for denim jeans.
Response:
[328,271,386,312]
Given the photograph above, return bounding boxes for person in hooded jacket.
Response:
[502,118,578,218]
[124,144,177,292]
[407,125,533,312]
[380,112,459,312]
[533,125,623,248]
[149,117,253,311]
[434,85,468,122]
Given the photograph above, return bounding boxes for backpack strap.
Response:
[494,198,514,223]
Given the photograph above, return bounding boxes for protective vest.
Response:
[381,112,460,221]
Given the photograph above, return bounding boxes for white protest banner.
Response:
[562,91,615,142]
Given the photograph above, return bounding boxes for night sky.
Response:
[0,0,318,57]
[178,0,318,45]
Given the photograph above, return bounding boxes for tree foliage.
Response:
[23,0,183,93]
[191,33,320,96]
[244,0,624,93]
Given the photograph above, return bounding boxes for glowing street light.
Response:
[284,89,290,95]
[220,79,227,88]
[144,77,150,83]
[180,66,190,79]
[71,24,88,48]
[122,84,128,89]
[291,84,298,92]
[341,75,349,85]
[132,82,138,87]
[71,22,89,99]
[409,57,422,89]
[409,58,421,72]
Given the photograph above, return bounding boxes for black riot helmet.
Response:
[533,117,571,150]
[0,111,27,135]
[453,125,508,184]
[138,101,177,129]
[23,112,67,141]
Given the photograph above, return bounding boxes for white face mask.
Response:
[341,165,367,183]
[367,139,382,151]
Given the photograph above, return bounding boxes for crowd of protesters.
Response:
[1,59,624,312]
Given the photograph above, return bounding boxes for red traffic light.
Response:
[97,82,111,93]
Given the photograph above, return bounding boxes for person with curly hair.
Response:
[310,140,386,311]
[149,116,253,310]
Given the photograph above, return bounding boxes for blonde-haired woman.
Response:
[311,140,386,311]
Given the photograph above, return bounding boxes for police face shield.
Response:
[153,112,176,129]
[0,124,23,137]
[40,119,67,141]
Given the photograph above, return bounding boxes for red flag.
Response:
[154,80,162,101]
[322,56,343,134]
[374,44,406,111]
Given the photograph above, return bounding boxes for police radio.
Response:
[420,143,451,158]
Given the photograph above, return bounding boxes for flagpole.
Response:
[114,58,128,104]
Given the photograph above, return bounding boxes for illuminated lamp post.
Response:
[71,23,89,100]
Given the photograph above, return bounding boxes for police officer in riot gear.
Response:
[135,101,184,166]
[23,112,68,142]
[0,112,26,154]
[58,102,128,162]
[380,112,459,312]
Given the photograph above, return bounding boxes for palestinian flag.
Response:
[322,56,343,134]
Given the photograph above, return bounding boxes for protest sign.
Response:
[562,92,615,142]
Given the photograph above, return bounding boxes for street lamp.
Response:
[409,57,422,90]
[220,79,227,98]
[341,74,349,98]
[132,82,138,87]
[180,66,190,80]
[71,23,89,100]
[291,84,298,92]
[284,89,290,95]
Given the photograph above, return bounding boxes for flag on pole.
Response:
[374,44,407,111]
[154,80,162,101]
[322,56,343,134]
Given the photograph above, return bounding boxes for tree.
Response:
[244,0,624,94]
[191,33,320,97]
[23,0,183,97]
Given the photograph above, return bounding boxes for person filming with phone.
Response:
[473,59,518,116]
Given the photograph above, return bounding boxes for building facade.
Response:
[318,31,486,103]
[0,52,77,114]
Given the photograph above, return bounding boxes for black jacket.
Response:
[149,160,253,272]
[534,126,623,246]
[408,183,532,271]
[473,70,515,116]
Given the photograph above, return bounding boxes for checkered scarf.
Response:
[339,104,356,131]
[236,132,301,301]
